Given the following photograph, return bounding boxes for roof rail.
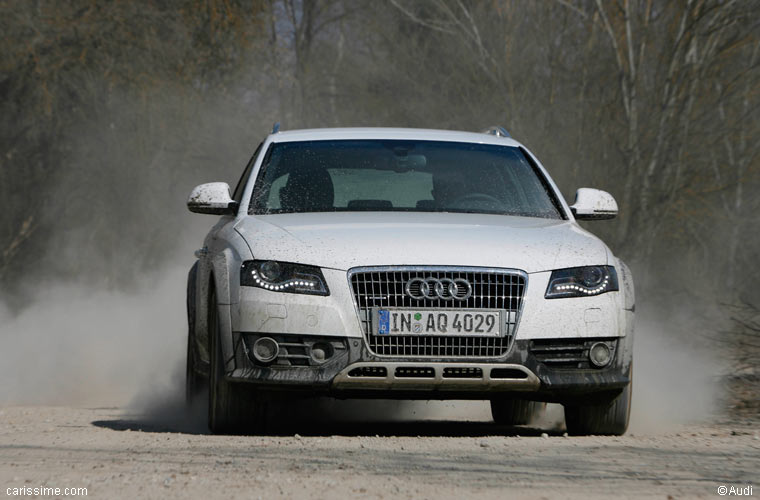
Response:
[482,126,511,138]
[272,122,281,134]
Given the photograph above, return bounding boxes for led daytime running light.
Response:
[545,265,619,299]
[553,275,610,295]
[251,269,317,291]
[240,260,329,296]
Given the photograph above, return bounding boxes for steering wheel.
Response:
[449,193,504,209]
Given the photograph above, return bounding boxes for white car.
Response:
[186,126,635,435]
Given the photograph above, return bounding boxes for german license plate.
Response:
[372,308,505,337]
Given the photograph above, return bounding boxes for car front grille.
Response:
[349,267,526,359]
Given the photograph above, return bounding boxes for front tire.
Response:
[564,366,632,436]
[491,399,546,425]
[185,331,205,406]
[207,285,266,434]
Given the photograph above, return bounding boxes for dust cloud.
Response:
[0,267,189,407]
[628,305,723,433]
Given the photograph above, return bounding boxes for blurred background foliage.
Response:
[1,1,758,345]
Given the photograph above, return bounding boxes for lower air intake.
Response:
[442,367,483,379]
[348,366,388,378]
[394,367,435,378]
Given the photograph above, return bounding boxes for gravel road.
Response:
[0,404,758,499]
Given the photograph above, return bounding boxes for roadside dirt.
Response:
[1,405,757,499]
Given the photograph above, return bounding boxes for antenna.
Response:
[272,122,281,134]
[481,126,511,138]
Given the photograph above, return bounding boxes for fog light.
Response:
[252,337,279,364]
[589,342,612,367]
[310,342,333,363]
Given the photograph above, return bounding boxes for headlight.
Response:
[545,265,619,299]
[241,260,330,296]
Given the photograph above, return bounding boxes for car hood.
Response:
[234,212,609,273]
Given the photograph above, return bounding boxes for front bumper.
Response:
[229,334,632,403]
[227,268,633,403]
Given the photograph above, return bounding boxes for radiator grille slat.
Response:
[350,267,526,359]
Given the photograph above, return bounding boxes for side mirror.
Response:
[187,182,238,215]
[570,188,618,220]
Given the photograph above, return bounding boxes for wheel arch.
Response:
[186,261,200,373]
[207,254,239,376]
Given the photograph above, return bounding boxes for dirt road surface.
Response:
[1,404,758,499]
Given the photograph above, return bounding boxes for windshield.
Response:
[249,140,563,219]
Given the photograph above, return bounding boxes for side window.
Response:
[232,143,263,203]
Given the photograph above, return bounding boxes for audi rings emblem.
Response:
[405,277,473,301]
